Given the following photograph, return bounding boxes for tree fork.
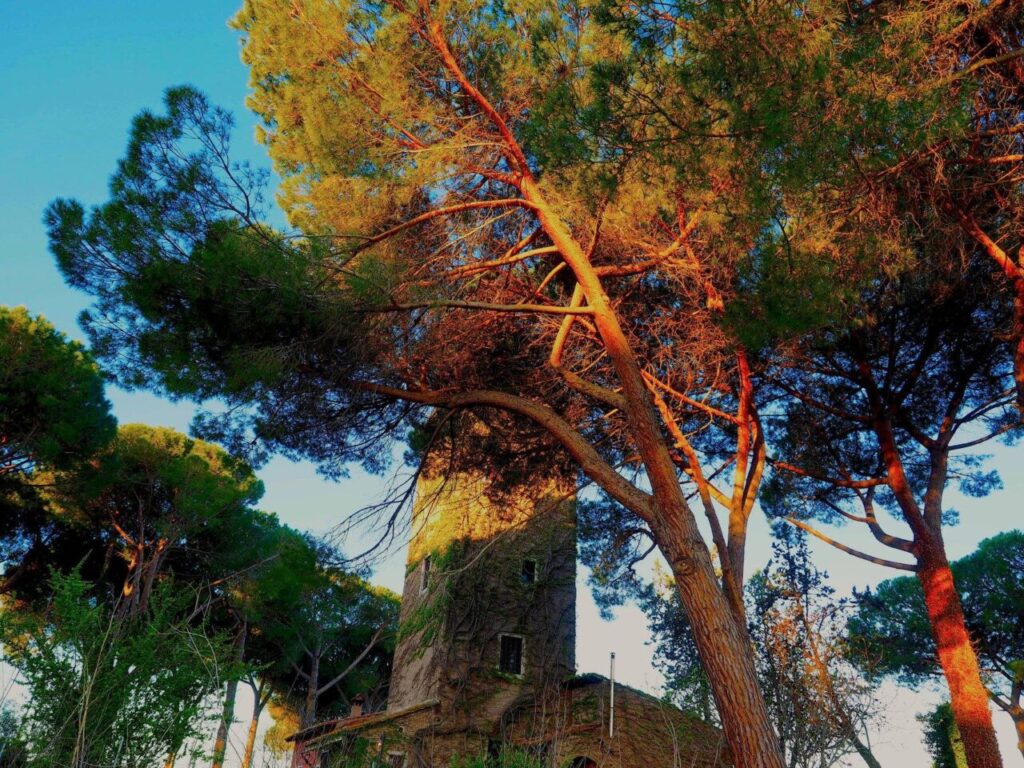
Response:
[518,182,786,768]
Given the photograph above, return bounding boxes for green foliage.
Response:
[0,706,27,768]
[398,541,463,646]
[919,704,965,768]
[0,306,116,603]
[0,305,115,477]
[761,263,1019,543]
[41,423,265,615]
[0,569,233,768]
[45,86,405,479]
[251,537,399,728]
[57,423,265,528]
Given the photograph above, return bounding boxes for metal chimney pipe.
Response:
[609,652,616,739]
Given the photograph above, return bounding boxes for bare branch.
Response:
[785,518,918,571]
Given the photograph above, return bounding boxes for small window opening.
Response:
[421,556,431,593]
[499,634,524,675]
[487,739,502,759]
[387,752,407,768]
[521,559,538,584]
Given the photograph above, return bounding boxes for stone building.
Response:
[288,458,730,768]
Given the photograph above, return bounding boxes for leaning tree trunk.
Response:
[655,511,786,768]
[519,175,787,768]
[918,553,1003,768]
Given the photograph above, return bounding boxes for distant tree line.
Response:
[0,305,398,768]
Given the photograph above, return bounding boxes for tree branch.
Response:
[368,300,594,316]
[356,382,654,517]
[316,625,386,696]
[352,199,535,254]
[785,518,918,571]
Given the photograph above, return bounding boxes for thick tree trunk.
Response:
[303,652,320,729]
[658,517,786,768]
[918,556,1003,768]
[210,676,239,768]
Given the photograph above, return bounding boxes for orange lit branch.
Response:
[642,371,740,425]
[368,300,595,316]
[352,199,536,254]
[447,245,560,280]
[356,382,654,517]
[770,460,888,489]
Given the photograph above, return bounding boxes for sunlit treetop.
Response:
[48,423,265,536]
[0,305,116,478]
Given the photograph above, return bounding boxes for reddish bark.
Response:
[655,513,785,768]
[918,554,1004,768]
[241,708,261,768]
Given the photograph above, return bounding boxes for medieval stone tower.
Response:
[288,428,729,768]
[386,458,577,727]
[286,427,729,767]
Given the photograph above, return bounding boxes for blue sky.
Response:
[1,2,1020,764]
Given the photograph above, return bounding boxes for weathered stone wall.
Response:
[500,678,732,768]
[388,465,577,715]
[309,678,730,768]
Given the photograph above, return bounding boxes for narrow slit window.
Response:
[387,753,407,768]
[499,634,524,675]
[421,555,431,593]
[521,559,538,584]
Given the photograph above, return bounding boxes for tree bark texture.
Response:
[657,516,786,768]
[918,556,1003,768]
[240,704,261,768]
[1011,708,1024,761]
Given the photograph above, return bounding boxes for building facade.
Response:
[289,456,730,768]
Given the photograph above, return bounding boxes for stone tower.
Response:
[285,442,731,768]
[387,458,577,726]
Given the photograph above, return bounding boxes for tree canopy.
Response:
[42,0,1024,762]
[0,306,116,600]
[0,306,115,479]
